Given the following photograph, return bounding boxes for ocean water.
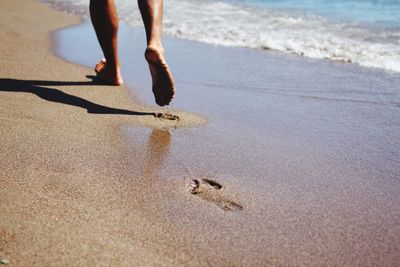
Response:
[42,0,400,73]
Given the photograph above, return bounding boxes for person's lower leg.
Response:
[138,0,175,106]
[90,0,122,83]
[138,0,165,56]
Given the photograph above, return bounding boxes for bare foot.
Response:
[145,47,175,106]
[94,59,123,86]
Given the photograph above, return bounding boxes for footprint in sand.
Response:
[186,179,243,212]
[155,112,179,121]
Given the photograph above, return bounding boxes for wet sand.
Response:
[1,0,400,266]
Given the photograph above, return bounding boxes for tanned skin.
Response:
[90,0,175,106]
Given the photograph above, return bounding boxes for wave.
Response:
[41,0,400,73]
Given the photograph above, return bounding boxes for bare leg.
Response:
[138,0,175,106]
[89,0,123,85]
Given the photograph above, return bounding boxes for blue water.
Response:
[236,0,400,28]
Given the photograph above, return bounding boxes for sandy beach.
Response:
[1,0,400,266]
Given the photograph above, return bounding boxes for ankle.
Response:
[107,61,121,73]
[146,44,164,56]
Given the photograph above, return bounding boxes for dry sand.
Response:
[1,0,400,266]
[0,0,205,265]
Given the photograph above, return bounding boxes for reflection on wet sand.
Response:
[144,129,172,177]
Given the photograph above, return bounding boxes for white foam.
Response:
[41,0,400,73]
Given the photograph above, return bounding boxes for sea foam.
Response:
[41,0,400,73]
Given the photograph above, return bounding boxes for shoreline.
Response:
[54,18,400,113]
[1,0,400,266]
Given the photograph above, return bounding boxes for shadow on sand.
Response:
[0,78,157,117]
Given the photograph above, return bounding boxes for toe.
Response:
[94,59,107,73]
[156,97,168,106]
